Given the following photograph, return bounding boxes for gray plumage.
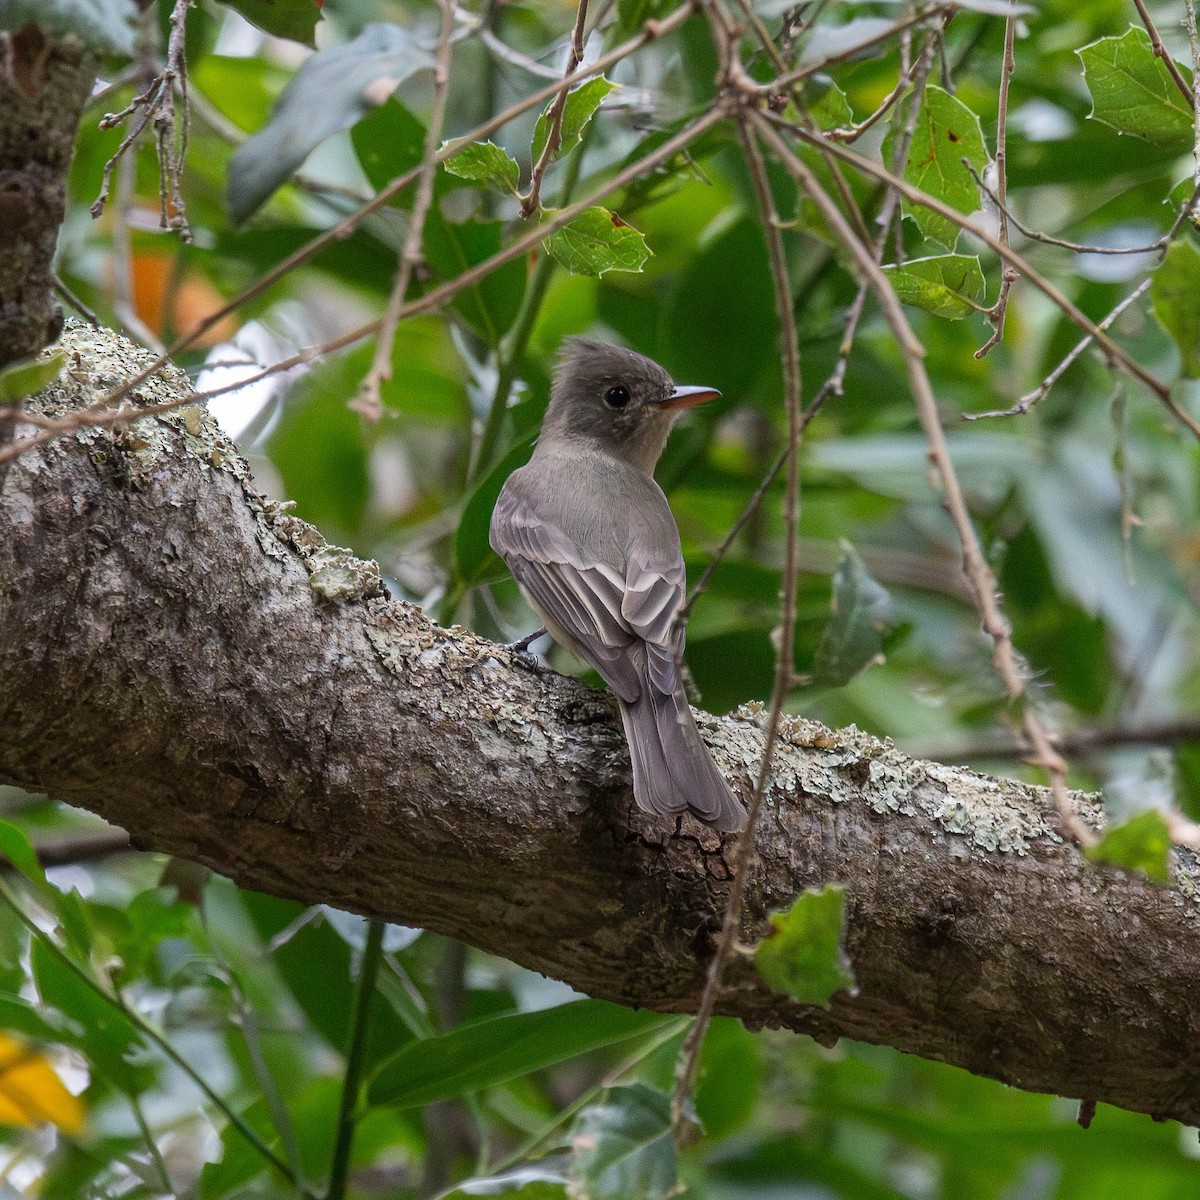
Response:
[489,338,745,832]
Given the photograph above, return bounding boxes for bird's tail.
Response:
[618,684,745,832]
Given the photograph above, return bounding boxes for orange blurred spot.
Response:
[0,1033,84,1135]
[128,252,238,346]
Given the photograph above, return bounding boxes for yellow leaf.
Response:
[0,1033,84,1134]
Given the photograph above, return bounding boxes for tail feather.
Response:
[618,684,745,832]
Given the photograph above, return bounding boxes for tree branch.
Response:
[4,324,1200,1127]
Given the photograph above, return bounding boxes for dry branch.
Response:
[3,324,1200,1127]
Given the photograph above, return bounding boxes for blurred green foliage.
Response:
[3,0,1200,1194]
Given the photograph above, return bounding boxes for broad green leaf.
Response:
[804,542,894,687]
[1077,28,1193,149]
[455,436,535,586]
[882,254,985,319]
[0,351,64,403]
[367,999,670,1109]
[755,884,856,1006]
[1150,239,1200,377]
[0,821,91,957]
[568,1084,678,1200]
[532,78,617,164]
[0,993,76,1045]
[352,97,428,195]
[0,0,136,54]
[444,141,521,194]
[693,1017,763,1139]
[228,23,433,221]
[1085,810,1171,884]
[884,85,988,250]
[543,207,650,277]
[214,0,322,48]
[30,938,142,1082]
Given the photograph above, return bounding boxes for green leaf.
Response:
[755,884,856,1006]
[693,1017,763,1140]
[455,436,535,586]
[1077,28,1193,148]
[30,938,143,1082]
[543,207,650,277]
[0,351,64,403]
[804,542,894,688]
[367,999,670,1109]
[0,821,91,957]
[1150,239,1200,377]
[1085,810,1171,884]
[0,0,136,54]
[568,1084,678,1200]
[807,80,854,131]
[882,254,985,319]
[444,141,521,194]
[884,85,989,250]
[228,22,433,222]
[352,97,429,195]
[532,77,617,164]
[213,0,322,47]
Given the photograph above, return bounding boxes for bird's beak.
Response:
[659,384,722,411]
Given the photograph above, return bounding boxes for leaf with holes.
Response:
[443,141,521,194]
[532,77,616,164]
[882,254,986,319]
[755,884,856,1006]
[883,85,988,250]
[1078,28,1193,149]
[543,208,650,277]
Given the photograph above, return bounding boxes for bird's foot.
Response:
[505,628,549,672]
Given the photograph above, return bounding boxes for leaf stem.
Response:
[326,918,386,1200]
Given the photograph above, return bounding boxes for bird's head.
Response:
[541,338,721,473]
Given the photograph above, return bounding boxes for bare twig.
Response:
[93,0,192,240]
[352,0,457,421]
[672,8,806,1117]
[520,0,591,217]
[975,5,1018,359]
[52,275,99,326]
[965,279,1151,419]
[1132,0,1192,100]
[1187,0,1200,212]
[754,113,1093,845]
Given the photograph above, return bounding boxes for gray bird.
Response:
[490,338,745,832]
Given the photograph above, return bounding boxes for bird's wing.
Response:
[491,481,645,702]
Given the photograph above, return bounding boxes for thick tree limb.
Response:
[2,325,1199,1127]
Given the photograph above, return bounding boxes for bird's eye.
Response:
[604,385,631,409]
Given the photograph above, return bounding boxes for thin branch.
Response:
[1132,0,1192,100]
[352,0,456,422]
[975,5,1018,359]
[31,829,131,868]
[40,2,699,436]
[672,107,806,1131]
[0,107,725,466]
[1188,0,1200,212]
[52,275,99,326]
[754,113,1093,845]
[764,114,1200,437]
[520,0,590,217]
[965,279,1151,419]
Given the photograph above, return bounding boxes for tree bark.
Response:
[0,25,96,367]
[2,323,1199,1128]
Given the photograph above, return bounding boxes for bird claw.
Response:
[505,628,550,672]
